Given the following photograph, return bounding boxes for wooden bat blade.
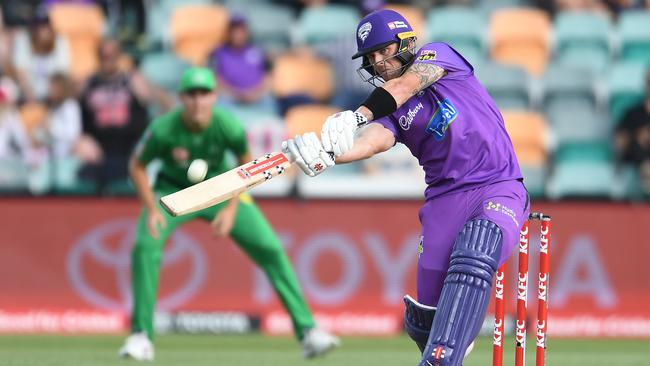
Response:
[160,152,292,216]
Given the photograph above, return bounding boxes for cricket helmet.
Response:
[352,9,417,85]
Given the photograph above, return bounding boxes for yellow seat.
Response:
[170,5,229,65]
[285,104,341,138]
[383,4,426,41]
[272,52,333,102]
[19,102,49,136]
[49,4,105,80]
[501,110,548,166]
[490,8,550,76]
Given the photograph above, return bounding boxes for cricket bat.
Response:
[160,152,293,216]
[160,114,367,216]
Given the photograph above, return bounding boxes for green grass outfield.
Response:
[0,334,648,366]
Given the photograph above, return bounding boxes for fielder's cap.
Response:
[179,67,216,92]
[352,9,415,59]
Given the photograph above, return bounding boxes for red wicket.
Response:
[492,212,551,366]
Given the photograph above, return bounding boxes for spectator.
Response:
[11,7,70,102]
[208,15,276,113]
[615,70,650,195]
[79,38,170,191]
[45,73,81,160]
[0,77,39,188]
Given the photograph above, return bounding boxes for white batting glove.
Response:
[282,132,335,177]
[321,110,368,157]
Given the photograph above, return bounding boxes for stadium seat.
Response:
[48,3,105,80]
[140,52,191,92]
[555,141,612,163]
[489,8,551,76]
[474,62,530,109]
[501,110,549,166]
[554,11,612,72]
[426,6,486,64]
[227,105,282,128]
[542,65,607,143]
[546,160,615,199]
[296,4,360,45]
[549,140,615,199]
[19,102,48,136]
[543,64,596,111]
[147,0,215,49]
[547,107,609,145]
[224,3,295,53]
[501,110,550,198]
[520,164,546,199]
[104,179,136,196]
[170,4,229,65]
[271,52,334,102]
[383,4,426,41]
[619,10,650,65]
[285,104,340,138]
[608,62,648,124]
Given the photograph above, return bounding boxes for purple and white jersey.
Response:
[374,42,522,199]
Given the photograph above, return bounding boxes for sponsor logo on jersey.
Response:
[387,21,408,29]
[398,102,423,130]
[426,97,458,141]
[417,50,437,61]
[358,22,372,43]
[172,147,190,165]
[485,200,519,227]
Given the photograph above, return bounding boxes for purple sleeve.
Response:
[372,117,400,143]
[413,42,473,80]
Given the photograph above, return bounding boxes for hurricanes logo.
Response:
[358,22,372,43]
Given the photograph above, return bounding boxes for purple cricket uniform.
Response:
[374,42,530,307]
[210,44,266,92]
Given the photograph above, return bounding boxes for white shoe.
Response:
[301,328,340,359]
[465,341,475,358]
[118,332,155,361]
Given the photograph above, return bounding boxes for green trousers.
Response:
[130,194,314,340]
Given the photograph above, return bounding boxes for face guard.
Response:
[356,31,417,87]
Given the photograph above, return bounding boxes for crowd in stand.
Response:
[0,0,648,200]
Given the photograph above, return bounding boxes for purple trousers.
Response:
[417,179,530,306]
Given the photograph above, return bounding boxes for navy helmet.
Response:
[353,9,417,85]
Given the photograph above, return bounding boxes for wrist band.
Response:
[360,87,398,120]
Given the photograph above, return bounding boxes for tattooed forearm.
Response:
[404,63,447,95]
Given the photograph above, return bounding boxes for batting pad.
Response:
[420,219,502,366]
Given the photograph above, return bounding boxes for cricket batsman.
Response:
[118,67,339,361]
[283,9,530,366]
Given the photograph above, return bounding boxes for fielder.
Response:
[119,67,339,361]
[283,10,530,366]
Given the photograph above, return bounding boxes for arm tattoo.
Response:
[404,63,447,95]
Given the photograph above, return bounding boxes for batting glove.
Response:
[321,110,368,157]
[282,132,335,177]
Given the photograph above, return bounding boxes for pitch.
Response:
[1,335,649,366]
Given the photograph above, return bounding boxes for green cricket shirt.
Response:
[134,107,248,193]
